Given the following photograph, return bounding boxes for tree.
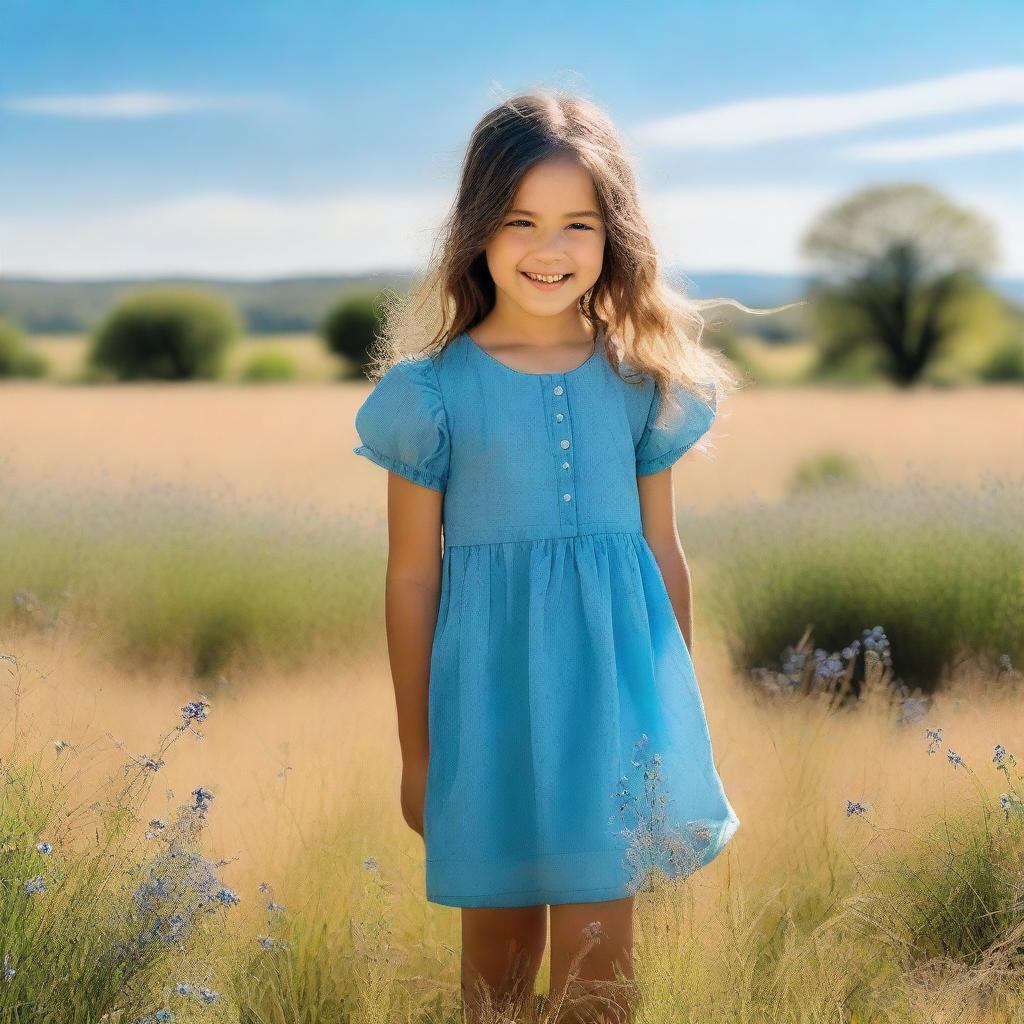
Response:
[319,292,385,374]
[89,288,239,381]
[801,184,999,386]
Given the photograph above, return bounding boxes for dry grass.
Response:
[1,378,1022,1018]
[1,379,1021,520]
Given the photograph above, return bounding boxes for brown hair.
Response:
[370,89,800,435]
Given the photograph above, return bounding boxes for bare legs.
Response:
[548,896,636,1024]
[460,896,636,1024]
[461,904,547,1023]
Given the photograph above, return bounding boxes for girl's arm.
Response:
[637,466,695,654]
[383,473,444,832]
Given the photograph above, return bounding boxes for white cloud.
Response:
[632,66,1024,148]
[2,184,1021,279]
[0,191,446,278]
[843,120,1024,161]
[1,91,280,118]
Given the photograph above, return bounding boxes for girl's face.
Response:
[484,156,606,323]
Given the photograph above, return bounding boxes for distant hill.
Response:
[1,268,1021,335]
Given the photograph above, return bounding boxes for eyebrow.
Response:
[507,208,603,219]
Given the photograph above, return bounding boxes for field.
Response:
[1,366,1023,1021]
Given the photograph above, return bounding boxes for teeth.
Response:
[524,271,569,283]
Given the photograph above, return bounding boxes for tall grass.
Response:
[3,474,1021,688]
[692,474,1024,691]
[0,478,384,679]
[3,620,1023,1020]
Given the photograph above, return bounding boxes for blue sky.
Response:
[2,0,1022,278]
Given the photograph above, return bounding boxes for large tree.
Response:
[801,184,999,385]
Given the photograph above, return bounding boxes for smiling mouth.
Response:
[521,271,573,288]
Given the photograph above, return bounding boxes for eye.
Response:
[505,220,595,231]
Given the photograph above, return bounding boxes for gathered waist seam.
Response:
[443,528,644,549]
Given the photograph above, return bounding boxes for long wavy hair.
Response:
[368,89,800,436]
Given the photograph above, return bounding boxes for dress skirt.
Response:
[423,529,741,908]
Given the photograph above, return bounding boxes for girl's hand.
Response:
[400,756,428,837]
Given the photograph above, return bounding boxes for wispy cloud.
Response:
[633,66,1024,148]
[3,185,1021,278]
[843,120,1024,161]
[1,91,282,119]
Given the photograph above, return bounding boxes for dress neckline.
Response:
[460,328,603,378]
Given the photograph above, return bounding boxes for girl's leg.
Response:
[461,904,548,1023]
[547,896,637,1024]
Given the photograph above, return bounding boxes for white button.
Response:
[563,493,572,502]
[562,461,570,469]
[555,413,564,422]
[560,439,570,450]
[553,385,564,396]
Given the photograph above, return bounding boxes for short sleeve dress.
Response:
[353,329,740,908]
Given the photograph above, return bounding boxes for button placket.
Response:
[548,377,578,530]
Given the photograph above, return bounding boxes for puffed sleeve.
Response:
[352,357,450,492]
[635,378,717,476]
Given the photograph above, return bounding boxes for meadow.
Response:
[1,355,1023,1023]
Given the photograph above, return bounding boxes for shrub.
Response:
[319,292,385,372]
[979,337,1024,382]
[242,350,298,382]
[0,317,48,378]
[88,288,240,381]
[789,451,864,494]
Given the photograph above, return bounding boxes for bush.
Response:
[88,288,240,381]
[696,476,1024,691]
[979,337,1024,382]
[319,292,385,371]
[242,350,298,382]
[0,317,48,378]
[789,451,864,495]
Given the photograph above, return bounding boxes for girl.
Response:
[353,91,789,1023]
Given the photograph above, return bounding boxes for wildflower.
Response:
[36,841,53,855]
[992,744,1016,772]
[845,799,870,816]
[23,875,46,895]
[925,726,943,754]
[191,787,214,815]
[154,1011,173,1022]
[212,886,240,907]
[197,987,220,1004]
[180,698,210,725]
[898,696,928,726]
[1000,793,1023,821]
[362,856,379,872]
[3,952,14,979]
[998,653,1013,672]
[258,935,275,949]
[947,749,964,769]
[258,881,272,893]
[53,738,68,752]
[175,981,192,996]
[267,900,285,912]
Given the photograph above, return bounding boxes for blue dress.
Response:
[352,329,740,908]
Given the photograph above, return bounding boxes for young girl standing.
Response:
[353,92,778,1023]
